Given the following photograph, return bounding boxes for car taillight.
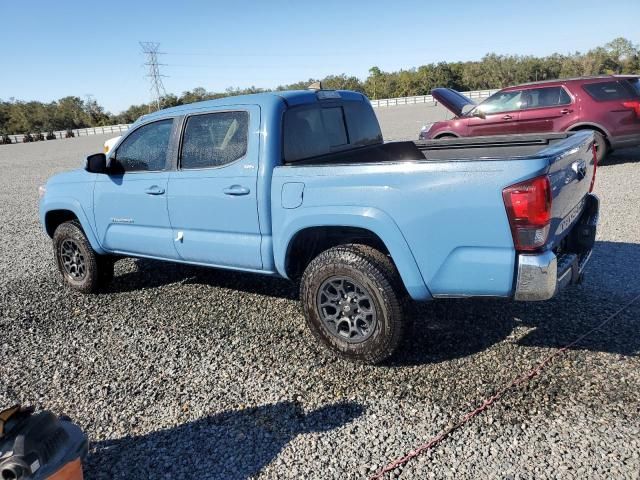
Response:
[589,142,598,193]
[502,175,552,251]
[622,100,640,117]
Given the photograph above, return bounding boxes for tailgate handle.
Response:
[571,160,587,180]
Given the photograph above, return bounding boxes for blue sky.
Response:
[1,0,638,113]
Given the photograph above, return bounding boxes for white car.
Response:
[103,136,121,155]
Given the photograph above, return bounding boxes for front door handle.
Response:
[145,185,165,195]
[223,185,250,196]
[560,108,573,114]
[502,114,513,120]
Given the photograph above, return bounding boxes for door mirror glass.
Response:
[85,153,107,173]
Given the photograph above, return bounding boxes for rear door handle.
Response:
[560,108,573,114]
[223,185,250,196]
[145,185,165,195]
[502,114,513,120]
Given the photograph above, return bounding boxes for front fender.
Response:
[275,206,432,301]
[40,196,106,255]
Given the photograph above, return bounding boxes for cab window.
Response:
[180,111,249,169]
[113,119,173,172]
[283,100,382,163]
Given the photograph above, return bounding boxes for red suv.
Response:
[421,75,640,161]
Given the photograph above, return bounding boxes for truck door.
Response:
[93,118,177,259]
[167,106,262,269]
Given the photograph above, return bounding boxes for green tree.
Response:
[1,37,638,136]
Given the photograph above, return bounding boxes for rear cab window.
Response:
[583,81,637,101]
[283,97,382,163]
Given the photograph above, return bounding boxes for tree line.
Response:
[1,37,638,136]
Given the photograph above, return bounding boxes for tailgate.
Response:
[544,130,596,249]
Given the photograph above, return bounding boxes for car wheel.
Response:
[590,131,608,163]
[300,244,406,364]
[53,221,112,293]
[436,134,457,140]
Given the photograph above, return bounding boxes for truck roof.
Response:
[138,89,367,124]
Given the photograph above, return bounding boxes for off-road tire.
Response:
[53,221,112,293]
[300,244,406,364]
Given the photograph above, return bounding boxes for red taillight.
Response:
[502,175,552,251]
[589,142,598,193]
[622,100,640,117]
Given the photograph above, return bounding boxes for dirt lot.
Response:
[1,116,639,479]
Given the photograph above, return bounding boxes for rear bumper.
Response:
[514,194,599,301]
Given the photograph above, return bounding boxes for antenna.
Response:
[139,41,168,112]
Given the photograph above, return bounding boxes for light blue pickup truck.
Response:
[39,88,599,363]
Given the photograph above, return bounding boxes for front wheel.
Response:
[53,221,114,293]
[300,244,406,364]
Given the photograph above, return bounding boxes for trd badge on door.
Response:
[111,217,134,224]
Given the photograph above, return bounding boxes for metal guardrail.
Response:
[5,124,130,144]
[369,89,499,108]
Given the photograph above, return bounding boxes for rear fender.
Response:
[275,206,432,301]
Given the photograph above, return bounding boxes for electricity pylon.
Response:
[140,41,168,111]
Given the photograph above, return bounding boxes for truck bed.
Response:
[284,133,585,165]
[273,130,596,299]
[415,132,581,160]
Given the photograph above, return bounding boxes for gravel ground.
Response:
[1,121,639,480]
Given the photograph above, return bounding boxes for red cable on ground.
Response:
[370,292,640,480]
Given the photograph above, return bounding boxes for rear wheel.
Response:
[435,134,457,140]
[53,221,114,293]
[588,130,608,163]
[300,244,406,364]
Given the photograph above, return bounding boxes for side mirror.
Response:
[472,109,486,119]
[85,153,107,173]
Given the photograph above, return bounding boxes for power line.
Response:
[140,41,168,112]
